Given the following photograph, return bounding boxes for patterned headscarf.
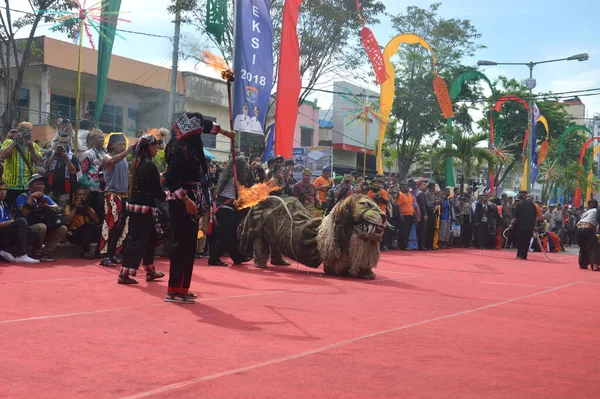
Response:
[172,112,219,140]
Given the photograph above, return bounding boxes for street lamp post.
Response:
[477,53,589,191]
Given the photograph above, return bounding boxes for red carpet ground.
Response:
[1,249,599,398]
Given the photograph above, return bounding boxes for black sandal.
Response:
[118,276,139,285]
[146,271,165,281]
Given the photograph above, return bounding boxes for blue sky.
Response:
[12,0,600,117]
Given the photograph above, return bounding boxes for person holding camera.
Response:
[64,187,100,259]
[0,122,42,208]
[334,174,355,204]
[43,135,79,209]
[16,174,68,262]
[246,156,266,187]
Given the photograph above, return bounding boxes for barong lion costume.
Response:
[240,194,386,279]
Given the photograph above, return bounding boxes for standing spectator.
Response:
[64,186,100,259]
[334,174,355,204]
[396,181,415,250]
[0,180,40,264]
[16,174,68,262]
[99,133,133,267]
[314,166,333,209]
[473,193,491,249]
[415,180,429,250]
[510,190,538,260]
[0,123,42,207]
[551,203,565,242]
[438,187,453,249]
[367,176,390,251]
[425,182,437,250]
[455,195,472,248]
[78,129,105,239]
[43,134,79,209]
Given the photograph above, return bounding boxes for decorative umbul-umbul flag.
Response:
[274,0,303,158]
[232,0,274,136]
[530,102,541,186]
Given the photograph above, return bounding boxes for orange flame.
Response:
[201,50,230,73]
[235,180,281,210]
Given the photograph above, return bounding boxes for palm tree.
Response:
[438,127,496,192]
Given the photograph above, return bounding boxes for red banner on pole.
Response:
[274,0,302,159]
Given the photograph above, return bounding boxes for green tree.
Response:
[384,3,484,178]
[477,76,577,191]
[437,127,495,191]
[0,0,76,133]
[183,0,385,105]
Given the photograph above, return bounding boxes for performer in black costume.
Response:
[118,134,166,285]
[163,113,235,304]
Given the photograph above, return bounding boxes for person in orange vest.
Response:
[396,180,415,250]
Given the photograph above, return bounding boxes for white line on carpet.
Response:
[122,274,600,399]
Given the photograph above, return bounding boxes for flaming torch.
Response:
[201,50,239,196]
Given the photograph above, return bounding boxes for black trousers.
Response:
[475,222,489,249]
[401,215,414,249]
[209,206,245,264]
[576,227,597,268]
[417,218,428,249]
[0,218,28,257]
[516,229,533,259]
[425,210,435,249]
[461,216,472,247]
[68,223,101,253]
[123,213,156,270]
[168,200,197,293]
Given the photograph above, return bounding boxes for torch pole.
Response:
[226,78,239,199]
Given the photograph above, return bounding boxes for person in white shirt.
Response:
[233,104,251,132]
[249,106,263,134]
[576,199,599,270]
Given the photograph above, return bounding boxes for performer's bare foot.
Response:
[271,258,291,266]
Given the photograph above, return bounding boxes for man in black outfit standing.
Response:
[510,190,538,260]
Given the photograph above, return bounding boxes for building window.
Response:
[88,102,124,134]
[300,127,313,147]
[127,108,139,137]
[201,116,217,149]
[51,94,76,122]
[18,88,30,122]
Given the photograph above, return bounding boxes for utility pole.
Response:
[168,0,182,125]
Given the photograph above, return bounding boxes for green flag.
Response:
[206,0,227,44]
[95,0,122,128]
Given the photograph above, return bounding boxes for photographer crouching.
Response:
[16,174,68,262]
[64,187,101,259]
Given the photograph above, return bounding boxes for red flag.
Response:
[274,0,302,159]
[360,27,387,85]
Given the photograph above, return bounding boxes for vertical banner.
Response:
[274,0,303,159]
[232,0,274,136]
[530,102,541,187]
[96,0,122,127]
[262,120,275,163]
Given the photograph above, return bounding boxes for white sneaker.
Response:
[0,250,16,263]
[14,255,40,264]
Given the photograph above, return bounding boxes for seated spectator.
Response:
[64,187,101,259]
[43,134,79,209]
[0,180,40,264]
[16,174,68,262]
